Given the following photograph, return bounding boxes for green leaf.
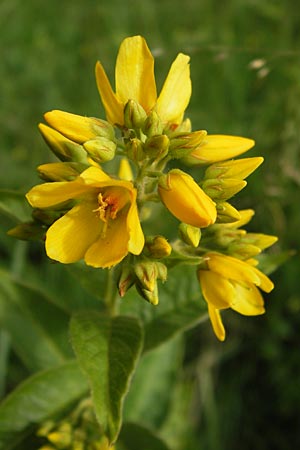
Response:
[120,265,208,353]
[0,269,72,371]
[143,303,208,353]
[0,190,31,223]
[124,336,183,428]
[70,312,143,444]
[0,360,88,450]
[118,422,171,450]
[66,261,108,302]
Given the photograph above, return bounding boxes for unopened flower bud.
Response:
[179,223,201,247]
[124,99,147,130]
[175,118,192,133]
[155,262,168,282]
[7,222,46,241]
[126,138,145,162]
[169,130,207,159]
[142,110,164,137]
[158,169,217,228]
[216,202,241,223]
[37,162,86,181]
[144,134,169,159]
[44,110,115,143]
[47,422,72,448]
[228,242,262,259]
[201,178,247,200]
[145,236,172,258]
[204,157,264,180]
[83,138,116,163]
[183,135,255,166]
[136,282,159,306]
[134,261,158,292]
[242,233,278,250]
[39,124,89,163]
[117,265,135,297]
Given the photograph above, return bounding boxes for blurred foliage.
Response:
[1,0,300,448]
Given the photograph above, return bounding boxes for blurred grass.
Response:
[1,0,300,448]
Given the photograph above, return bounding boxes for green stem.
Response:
[104,268,119,316]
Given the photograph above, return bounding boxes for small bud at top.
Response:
[124,99,147,130]
[144,236,172,258]
[142,110,164,137]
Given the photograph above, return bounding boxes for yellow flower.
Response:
[183,135,255,165]
[26,166,144,268]
[95,35,191,126]
[158,169,217,227]
[198,252,274,341]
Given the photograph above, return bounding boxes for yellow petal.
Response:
[95,61,124,125]
[127,200,145,255]
[26,179,87,208]
[158,169,216,228]
[45,201,100,263]
[118,158,133,181]
[186,135,255,165]
[230,282,265,316]
[156,53,191,124]
[208,305,226,341]
[198,270,233,309]
[252,266,274,293]
[206,253,260,284]
[84,211,129,268]
[115,36,157,112]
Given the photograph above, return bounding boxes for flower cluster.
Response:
[10,36,277,340]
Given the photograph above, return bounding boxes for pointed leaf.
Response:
[0,190,31,223]
[118,422,171,450]
[0,269,71,371]
[70,312,143,444]
[120,265,208,353]
[0,361,88,450]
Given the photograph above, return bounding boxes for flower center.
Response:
[93,187,130,237]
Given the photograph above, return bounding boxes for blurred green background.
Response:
[1,0,300,448]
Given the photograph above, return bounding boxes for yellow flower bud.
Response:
[204,157,264,180]
[39,124,89,163]
[136,281,159,305]
[38,162,85,181]
[169,130,207,159]
[126,138,145,162]
[216,202,241,223]
[134,261,158,292]
[83,137,116,163]
[201,178,247,200]
[44,110,115,143]
[179,223,201,247]
[183,135,255,165]
[142,110,164,137]
[158,169,217,228]
[124,99,147,130]
[144,134,170,159]
[145,236,172,258]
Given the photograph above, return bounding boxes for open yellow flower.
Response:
[198,252,274,341]
[95,35,191,126]
[26,167,144,268]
